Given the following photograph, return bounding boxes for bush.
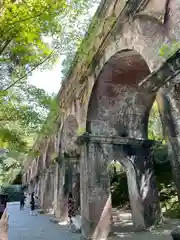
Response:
[0,184,23,202]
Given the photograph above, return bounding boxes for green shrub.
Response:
[0,184,23,202]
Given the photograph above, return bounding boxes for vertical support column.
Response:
[114,141,161,229]
[55,161,62,219]
[69,158,80,209]
[56,154,80,221]
[57,155,68,221]
[79,136,112,240]
[40,173,45,209]
[43,171,49,210]
[51,165,56,211]
[54,163,59,216]
[157,88,180,202]
[49,167,54,211]
[72,163,80,210]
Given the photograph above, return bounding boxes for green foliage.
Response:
[111,172,129,207]
[0,0,91,87]
[0,185,23,202]
[148,101,164,141]
[0,0,95,184]
[0,83,57,153]
[159,41,180,59]
[0,151,25,184]
[60,1,101,78]
[77,127,86,136]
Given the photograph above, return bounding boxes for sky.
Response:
[28,3,100,95]
[28,59,63,94]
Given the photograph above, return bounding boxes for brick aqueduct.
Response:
[23,0,180,239]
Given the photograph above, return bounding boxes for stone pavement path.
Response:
[8,202,80,240]
[7,202,178,240]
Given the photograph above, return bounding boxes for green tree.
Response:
[0,0,97,91]
[148,101,164,141]
[0,0,100,184]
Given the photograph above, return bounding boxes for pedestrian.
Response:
[20,193,26,211]
[0,195,7,220]
[30,192,36,216]
[68,192,75,222]
[68,192,76,229]
[67,193,81,232]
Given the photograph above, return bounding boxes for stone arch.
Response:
[82,17,166,129]
[86,49,154,139]
[80,49,163,239]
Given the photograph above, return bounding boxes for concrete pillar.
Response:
[78,135,112,240]
[56,156,67,221]
[78,134,160,240]
[71,162,80,209]
[114,142,161,229]
[157,86,180,203]
[55,155,79,221]
[54,163,59,216]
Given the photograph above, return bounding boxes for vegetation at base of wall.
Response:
[0,185,23,202]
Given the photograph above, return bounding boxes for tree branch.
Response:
[0,39,12,55]
[0,3,60,38]
[3,48,56,91]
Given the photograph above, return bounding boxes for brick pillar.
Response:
[54,163,59,216]
[71,160,80,209]
[114,141,161,229]
[78,134,161,239]
[56,155,68,221]
[78,135,112,240]
[157,87,180,203]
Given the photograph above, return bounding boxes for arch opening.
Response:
[86,49,153,139]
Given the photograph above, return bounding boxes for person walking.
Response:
[30,192,36,216]
[68,192,76,232]
[20,193,26,211]
[68,192,75,223]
